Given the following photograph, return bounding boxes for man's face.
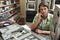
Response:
[39,6,48,18]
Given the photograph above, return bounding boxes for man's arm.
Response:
[29,13,42,30]
[35,29,50,34]
[29,21,39,30]
[35,29,55,35]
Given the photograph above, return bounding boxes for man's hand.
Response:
[38,13,42,20]
[37,13,42,23]
[35,29,43,34]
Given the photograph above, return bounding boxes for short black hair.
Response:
[38,2,48,12]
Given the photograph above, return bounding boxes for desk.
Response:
[0,23,51,40]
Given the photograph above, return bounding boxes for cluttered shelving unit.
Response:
[0,0,20,21]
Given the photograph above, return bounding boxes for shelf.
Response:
[28,0,36,2]
[0,7,20,21]
[0,8,14,14]
[0,10,17,21]
[0,2,19,8]
[6,11,17,20]
[27,9,35,11]
[0,0,21,22]
[28,1,36,3]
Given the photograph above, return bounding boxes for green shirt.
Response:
[33,13,53,31]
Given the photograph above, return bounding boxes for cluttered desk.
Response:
[0,23,51,40]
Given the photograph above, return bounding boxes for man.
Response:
[29,2,53,34]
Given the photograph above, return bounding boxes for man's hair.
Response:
[38,2,48,12]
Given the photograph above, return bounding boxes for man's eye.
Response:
[44,8,46,10]
[40,9,43,10]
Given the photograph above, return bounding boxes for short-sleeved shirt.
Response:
[32,13,53,31]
